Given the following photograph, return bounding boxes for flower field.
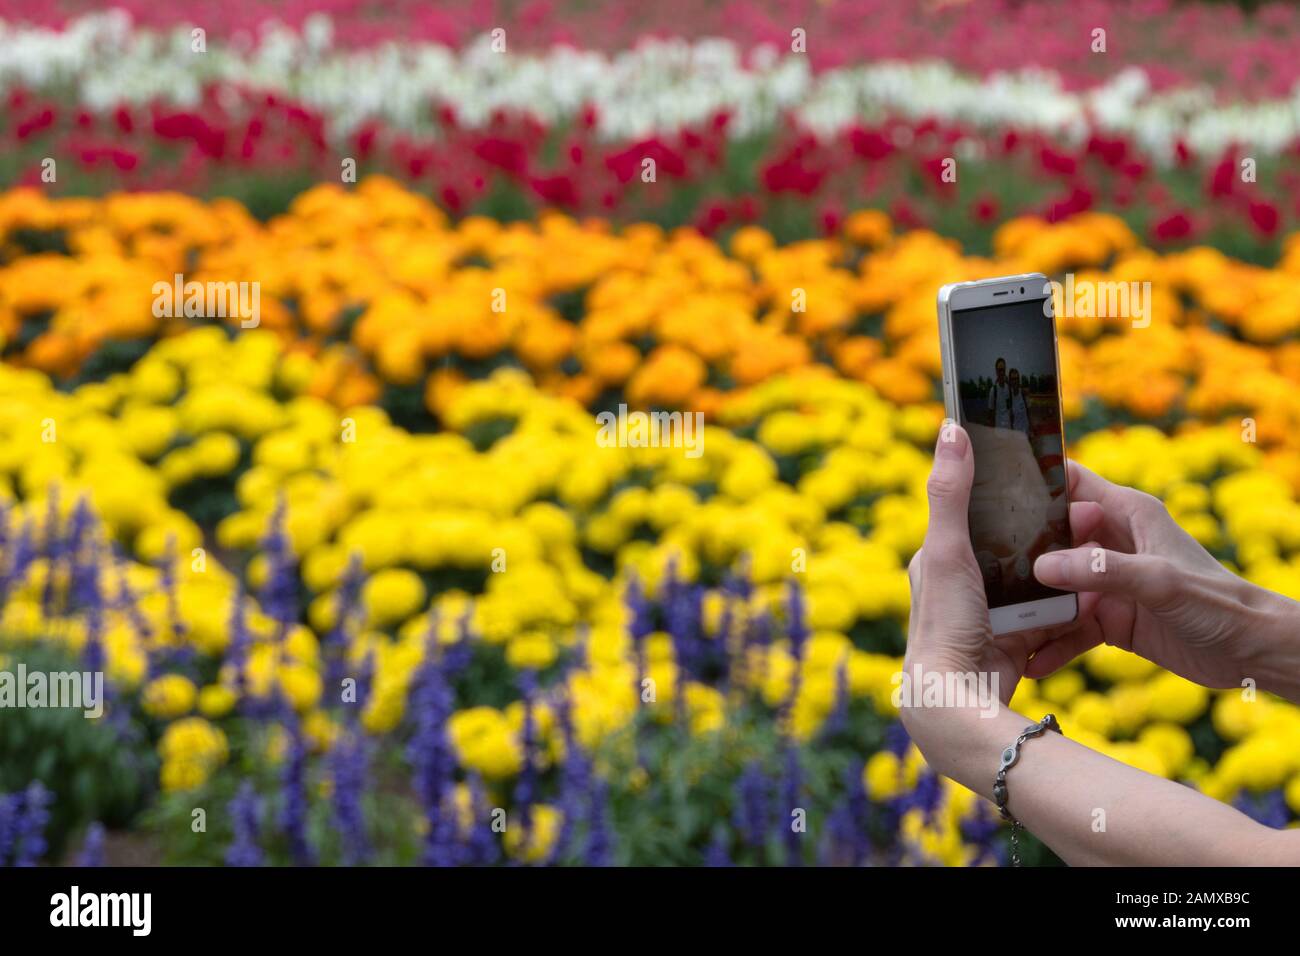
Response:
[2,2,1300,868]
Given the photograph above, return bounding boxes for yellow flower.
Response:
[1146,672,1210,725]
[156,717,228,791]
[363,568,427,629]
[142,674,197,719]
[503,803,563,863]
[864,750,910,800]
[197,684,237,719]
[506,630,559,670]
[448,707,523,780]
[1137,723,1194,777]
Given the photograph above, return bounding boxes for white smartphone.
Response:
[936,274,1078,635]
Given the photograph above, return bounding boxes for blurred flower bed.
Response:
[2,173,1300,866]
[4,13,1300,257]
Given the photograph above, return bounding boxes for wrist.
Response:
[1239,585,1300,702]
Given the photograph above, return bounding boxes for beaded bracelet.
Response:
[993,713,1062,866]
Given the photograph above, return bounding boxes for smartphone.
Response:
[936,274,1078,635]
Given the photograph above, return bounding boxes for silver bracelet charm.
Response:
[992,713,1062,866]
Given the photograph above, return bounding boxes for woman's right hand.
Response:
[1027,460,1300,697]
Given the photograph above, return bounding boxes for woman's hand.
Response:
[1027,461,1300,696]
[903,425,1097,713]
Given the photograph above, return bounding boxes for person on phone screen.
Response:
[987,357,1011,429]
[905,426,1300,865]
[1008,368,1031,436]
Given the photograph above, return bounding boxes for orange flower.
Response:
[843,209,892,248]
[832,336,882,379]
[865,358,933,405]
[584,340,641,386]
[626,344,707,408]
[730,329,811,386]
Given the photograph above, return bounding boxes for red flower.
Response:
[440,185,463,213]
[1152,211,1193,242]
[1208,156,1236,198]
[761,143,825,195]
[473,137,529,176]
[1247,200,1279,236]
[1044,186,1093,222]
[696,202,729,236]
[16,108,55,140]
[922,155,954,188]
[1038,147,1077,176]
[529,174,579,207]
[971,195,1000,223]
[153,112,225,158]
[604,138,687,184]
[1086,135,1128,167]
[114,107,134,135]
[849,127,893,161]
[819,206,842,235]
[890,199,923,230]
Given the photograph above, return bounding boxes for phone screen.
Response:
[950,296,1071,609]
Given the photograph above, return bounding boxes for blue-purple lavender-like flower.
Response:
[258,497,299,644]
[892,769,944,825]
[1,518,37,603]
[77,822,107,867]
[704,833,733,867]
[734,760,769,852]
[584,778,613,866]
[408,630,458,866]
[225,781,264,867]
[550,688,590,863]
[463,774,499,866]
[960,801,1006,866]
[779,743,803,866]
[160,533,188,643]
[623,571,654,684]
[13,781,51,866]
[820,804,858,866]
[0,791,20,865]
[512,670,539,850]
[226,585,251,708]
[280,720,316,866]
[329,730,371,865]
[112,552,155,676]
[843,761,872,865]
[41,488,62,618]
[324,553,365,690]
[822,658,850,739]
[785,578,809,659]
[1233,790,1289,830]
[883,719,911,757]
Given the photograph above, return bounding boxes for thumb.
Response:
[1033,547,1177,608]
[923,423,974,566]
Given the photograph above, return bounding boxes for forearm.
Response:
[902,700,1300,866]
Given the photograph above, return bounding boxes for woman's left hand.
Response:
[903,424,1104,711]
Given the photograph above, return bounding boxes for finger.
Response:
[1024,617,1105,678]
[1068,500,1104,547]
[923,424,975,569]
[1066,460,1140,551]
[1033,546,1178,609]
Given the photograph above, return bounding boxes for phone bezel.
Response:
[936,273,1078,635]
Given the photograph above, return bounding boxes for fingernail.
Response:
[935,424,968,461]
[1034,553,1066,585]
